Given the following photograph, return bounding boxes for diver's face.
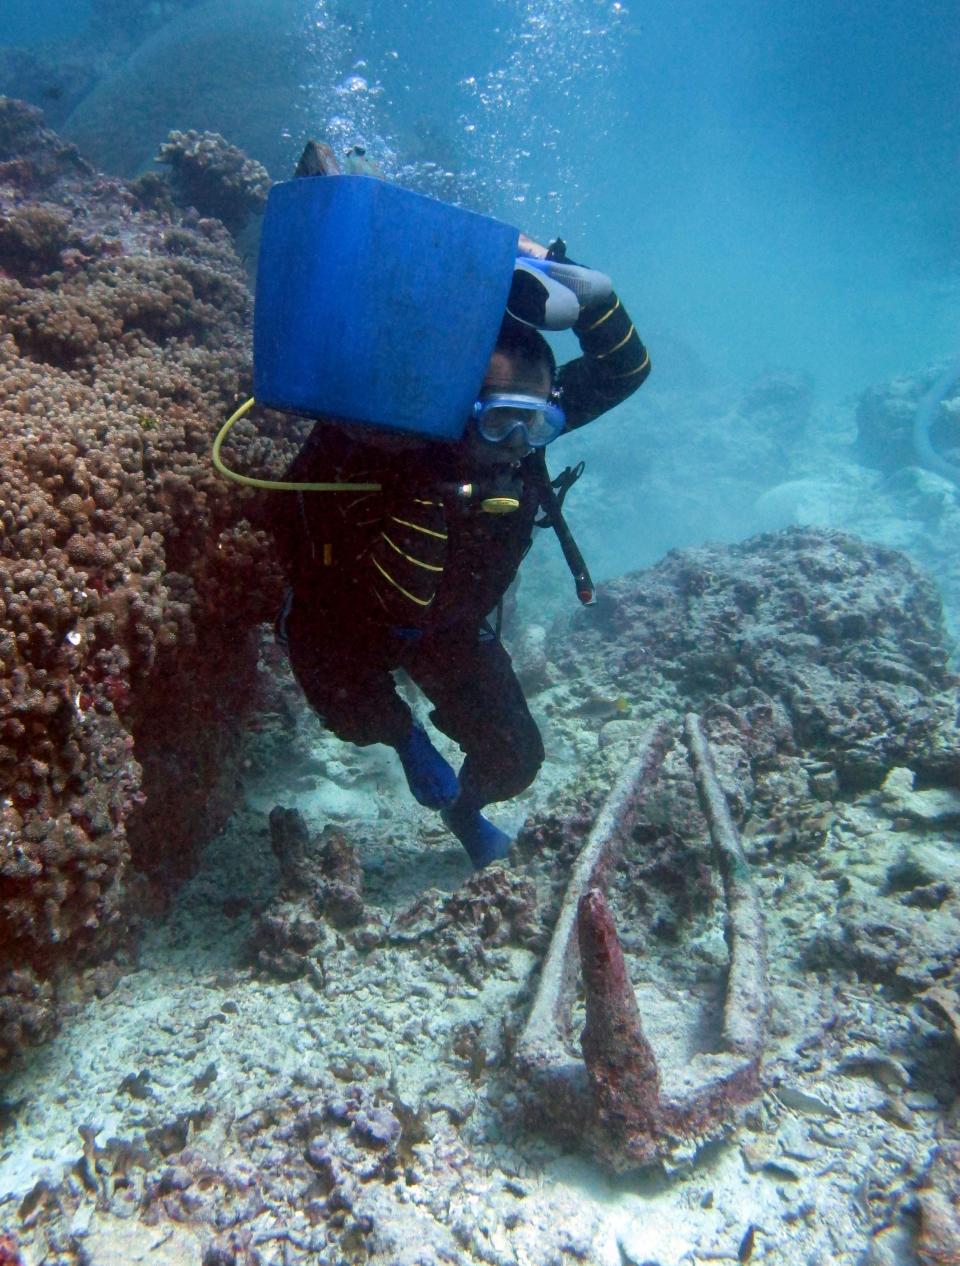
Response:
[465,349,554,467]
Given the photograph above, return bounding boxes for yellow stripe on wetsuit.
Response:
[370,555,434,606]
[594,323,636,359]
[610,348,651,379]
[579,297,621,333]
[391,515,447,540]
[381,532,444,571]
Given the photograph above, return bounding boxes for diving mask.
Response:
[472,392,566,447]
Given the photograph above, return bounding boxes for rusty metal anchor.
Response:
[516,714,770,1170]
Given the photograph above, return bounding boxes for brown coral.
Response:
[0,97,91,189]
[156,129,271,234]
[0,99,307,1062]
[0,205,75,280]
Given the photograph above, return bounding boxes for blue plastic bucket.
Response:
[253,176,519,442]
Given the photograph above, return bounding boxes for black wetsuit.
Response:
[277,291,650,810]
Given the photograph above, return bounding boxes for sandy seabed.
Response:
[2,663,957,1266]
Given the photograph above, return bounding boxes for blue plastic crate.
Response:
[254,175,519,442]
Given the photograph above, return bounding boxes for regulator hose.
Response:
[212,397,382,493]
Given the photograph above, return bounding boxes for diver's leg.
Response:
[285,605,412,748]
[409,624,545,804]
[392,720,459,808]
[405,625,544,864]
[284,605,457,806]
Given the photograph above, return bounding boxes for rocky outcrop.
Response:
[564,526,959,789]
[855,364,960,477]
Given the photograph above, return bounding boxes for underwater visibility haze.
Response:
[1,2,960,1264]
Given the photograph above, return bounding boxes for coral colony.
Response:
[0,101,296,1058]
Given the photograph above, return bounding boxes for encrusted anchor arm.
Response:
[578,887,661,1140]
[684,713,770,1059]
[516,718,769,1169]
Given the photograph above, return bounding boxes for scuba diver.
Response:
[274,238,651,869]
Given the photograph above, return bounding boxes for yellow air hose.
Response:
[212,397,382,492]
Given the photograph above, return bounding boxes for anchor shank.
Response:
[684,713,770,1059]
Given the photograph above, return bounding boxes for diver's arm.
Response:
[516,233,650,429]
[556,290,651,431]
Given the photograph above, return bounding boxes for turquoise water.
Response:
[4,0,958,399]
[5,0,91,42]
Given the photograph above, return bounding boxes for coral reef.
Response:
[2,513,959,1261]
[0,81,958,1262]
[0,98,92,191]
[61,0,313,178]
[0,98,307,1062]
[563,526,958,789]
[155,130,270,234]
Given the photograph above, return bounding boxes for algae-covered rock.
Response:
[563,527,959,789]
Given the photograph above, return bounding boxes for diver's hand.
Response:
[510,234,611,327]
[517,232,549,259]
